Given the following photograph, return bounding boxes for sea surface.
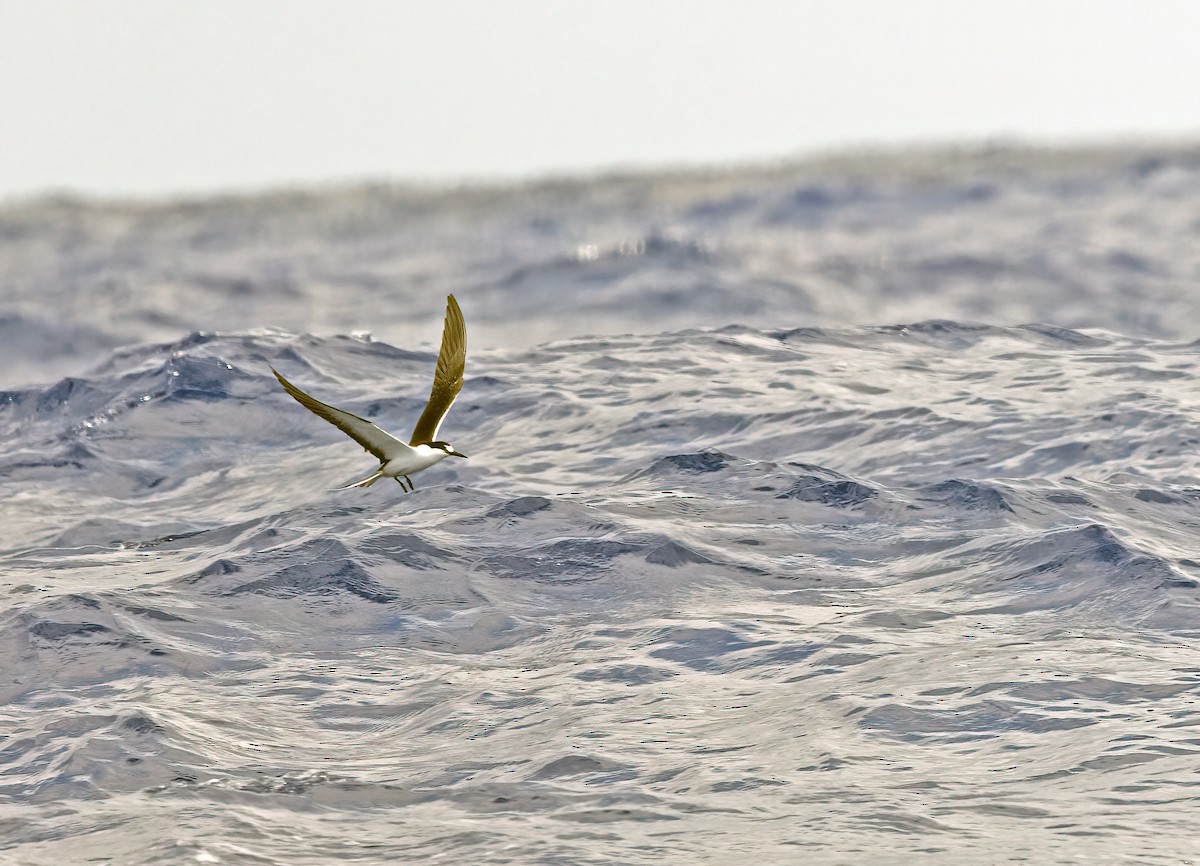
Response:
[3,144,1200,864]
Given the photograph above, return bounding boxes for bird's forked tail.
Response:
[337,468,384,489]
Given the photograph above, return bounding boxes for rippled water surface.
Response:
[3,145,1200,864]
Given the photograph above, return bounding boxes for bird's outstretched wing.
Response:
[271,367,413,462]
[409,294,466,446]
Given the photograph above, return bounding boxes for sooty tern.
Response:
[271,294,467,491]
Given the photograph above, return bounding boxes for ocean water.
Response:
[3,145,1200,864]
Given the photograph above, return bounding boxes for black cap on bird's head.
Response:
[428,441,468,459]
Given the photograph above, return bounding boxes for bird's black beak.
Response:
[448,449,468,459]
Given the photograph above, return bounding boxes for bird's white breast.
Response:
[382,444,449,477]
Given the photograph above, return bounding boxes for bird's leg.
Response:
[404,475,415,492]
[395,477,409,492]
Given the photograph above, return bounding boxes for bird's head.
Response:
[428,441,468,459]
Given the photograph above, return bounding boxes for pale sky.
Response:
[1,1,1197,199]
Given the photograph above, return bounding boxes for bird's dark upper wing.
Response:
[271,367,411,462]
[409,294,466,446]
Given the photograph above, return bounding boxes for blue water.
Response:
[3,145,1200,864]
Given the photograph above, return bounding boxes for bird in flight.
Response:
[271,294,468,491]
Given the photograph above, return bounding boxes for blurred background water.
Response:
[2,143,1200,864]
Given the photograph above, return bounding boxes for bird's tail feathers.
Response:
[336,468,384,489]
